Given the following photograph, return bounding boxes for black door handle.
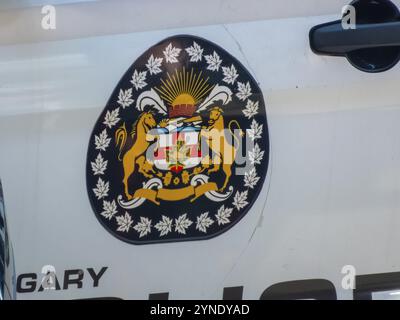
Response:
[309,0,400,73]
[310,21,400,55]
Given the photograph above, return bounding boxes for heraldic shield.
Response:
[86,35,269,244]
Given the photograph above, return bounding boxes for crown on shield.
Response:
[155,68,213,118]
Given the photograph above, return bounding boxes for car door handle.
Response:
[309,0,400,73]
[310,20,400,55]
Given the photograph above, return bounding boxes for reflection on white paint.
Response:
[0,0,97,10]
[0,53,88,116]
[0,54,88,72]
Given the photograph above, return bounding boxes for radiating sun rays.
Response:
[155,67,214,106]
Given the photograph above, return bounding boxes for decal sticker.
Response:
[86,35,269,244]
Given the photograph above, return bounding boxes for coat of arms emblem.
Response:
[87,35,269,244]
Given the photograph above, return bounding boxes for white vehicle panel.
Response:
[0,0,399,300]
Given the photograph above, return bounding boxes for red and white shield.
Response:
[153,124,201,173]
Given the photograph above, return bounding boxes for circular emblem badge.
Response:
[87,35,269,244]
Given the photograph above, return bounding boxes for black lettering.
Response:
[354,271,400,300]
[148,292,169,300]
[260,279,337,300]
[17,273,37,293]
[87,267,108,287]
[38,272,61,291]
[223,286,243,300]
[63,269,84,290]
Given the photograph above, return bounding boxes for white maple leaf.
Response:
[93,177,109,200]
[215,205,233,226]
[94,129,111,151]
[116,212,133,233]
[243,99,259,119]
[244,167,260,189]
[133,217,152,238]
[247,119,263,141]
[103,108,120,128]
[196,212,214,233]
[222,64,239,85]
[91,153,108,175]
[205,51,222,72]
[100,200,118,220]
[130,70,147,91]
[146,54,163,75]
[233,190,249,211]
[185,41,203,62]
[117,88,134,109]
[163,43,181,63]
[249,143,265,165]
[175,214,193,235]
[236,82,252,101]
[155,215,173,237]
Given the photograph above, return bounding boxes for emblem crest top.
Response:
[87,35,269,244]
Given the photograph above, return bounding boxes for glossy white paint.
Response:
[1,0,400,300]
